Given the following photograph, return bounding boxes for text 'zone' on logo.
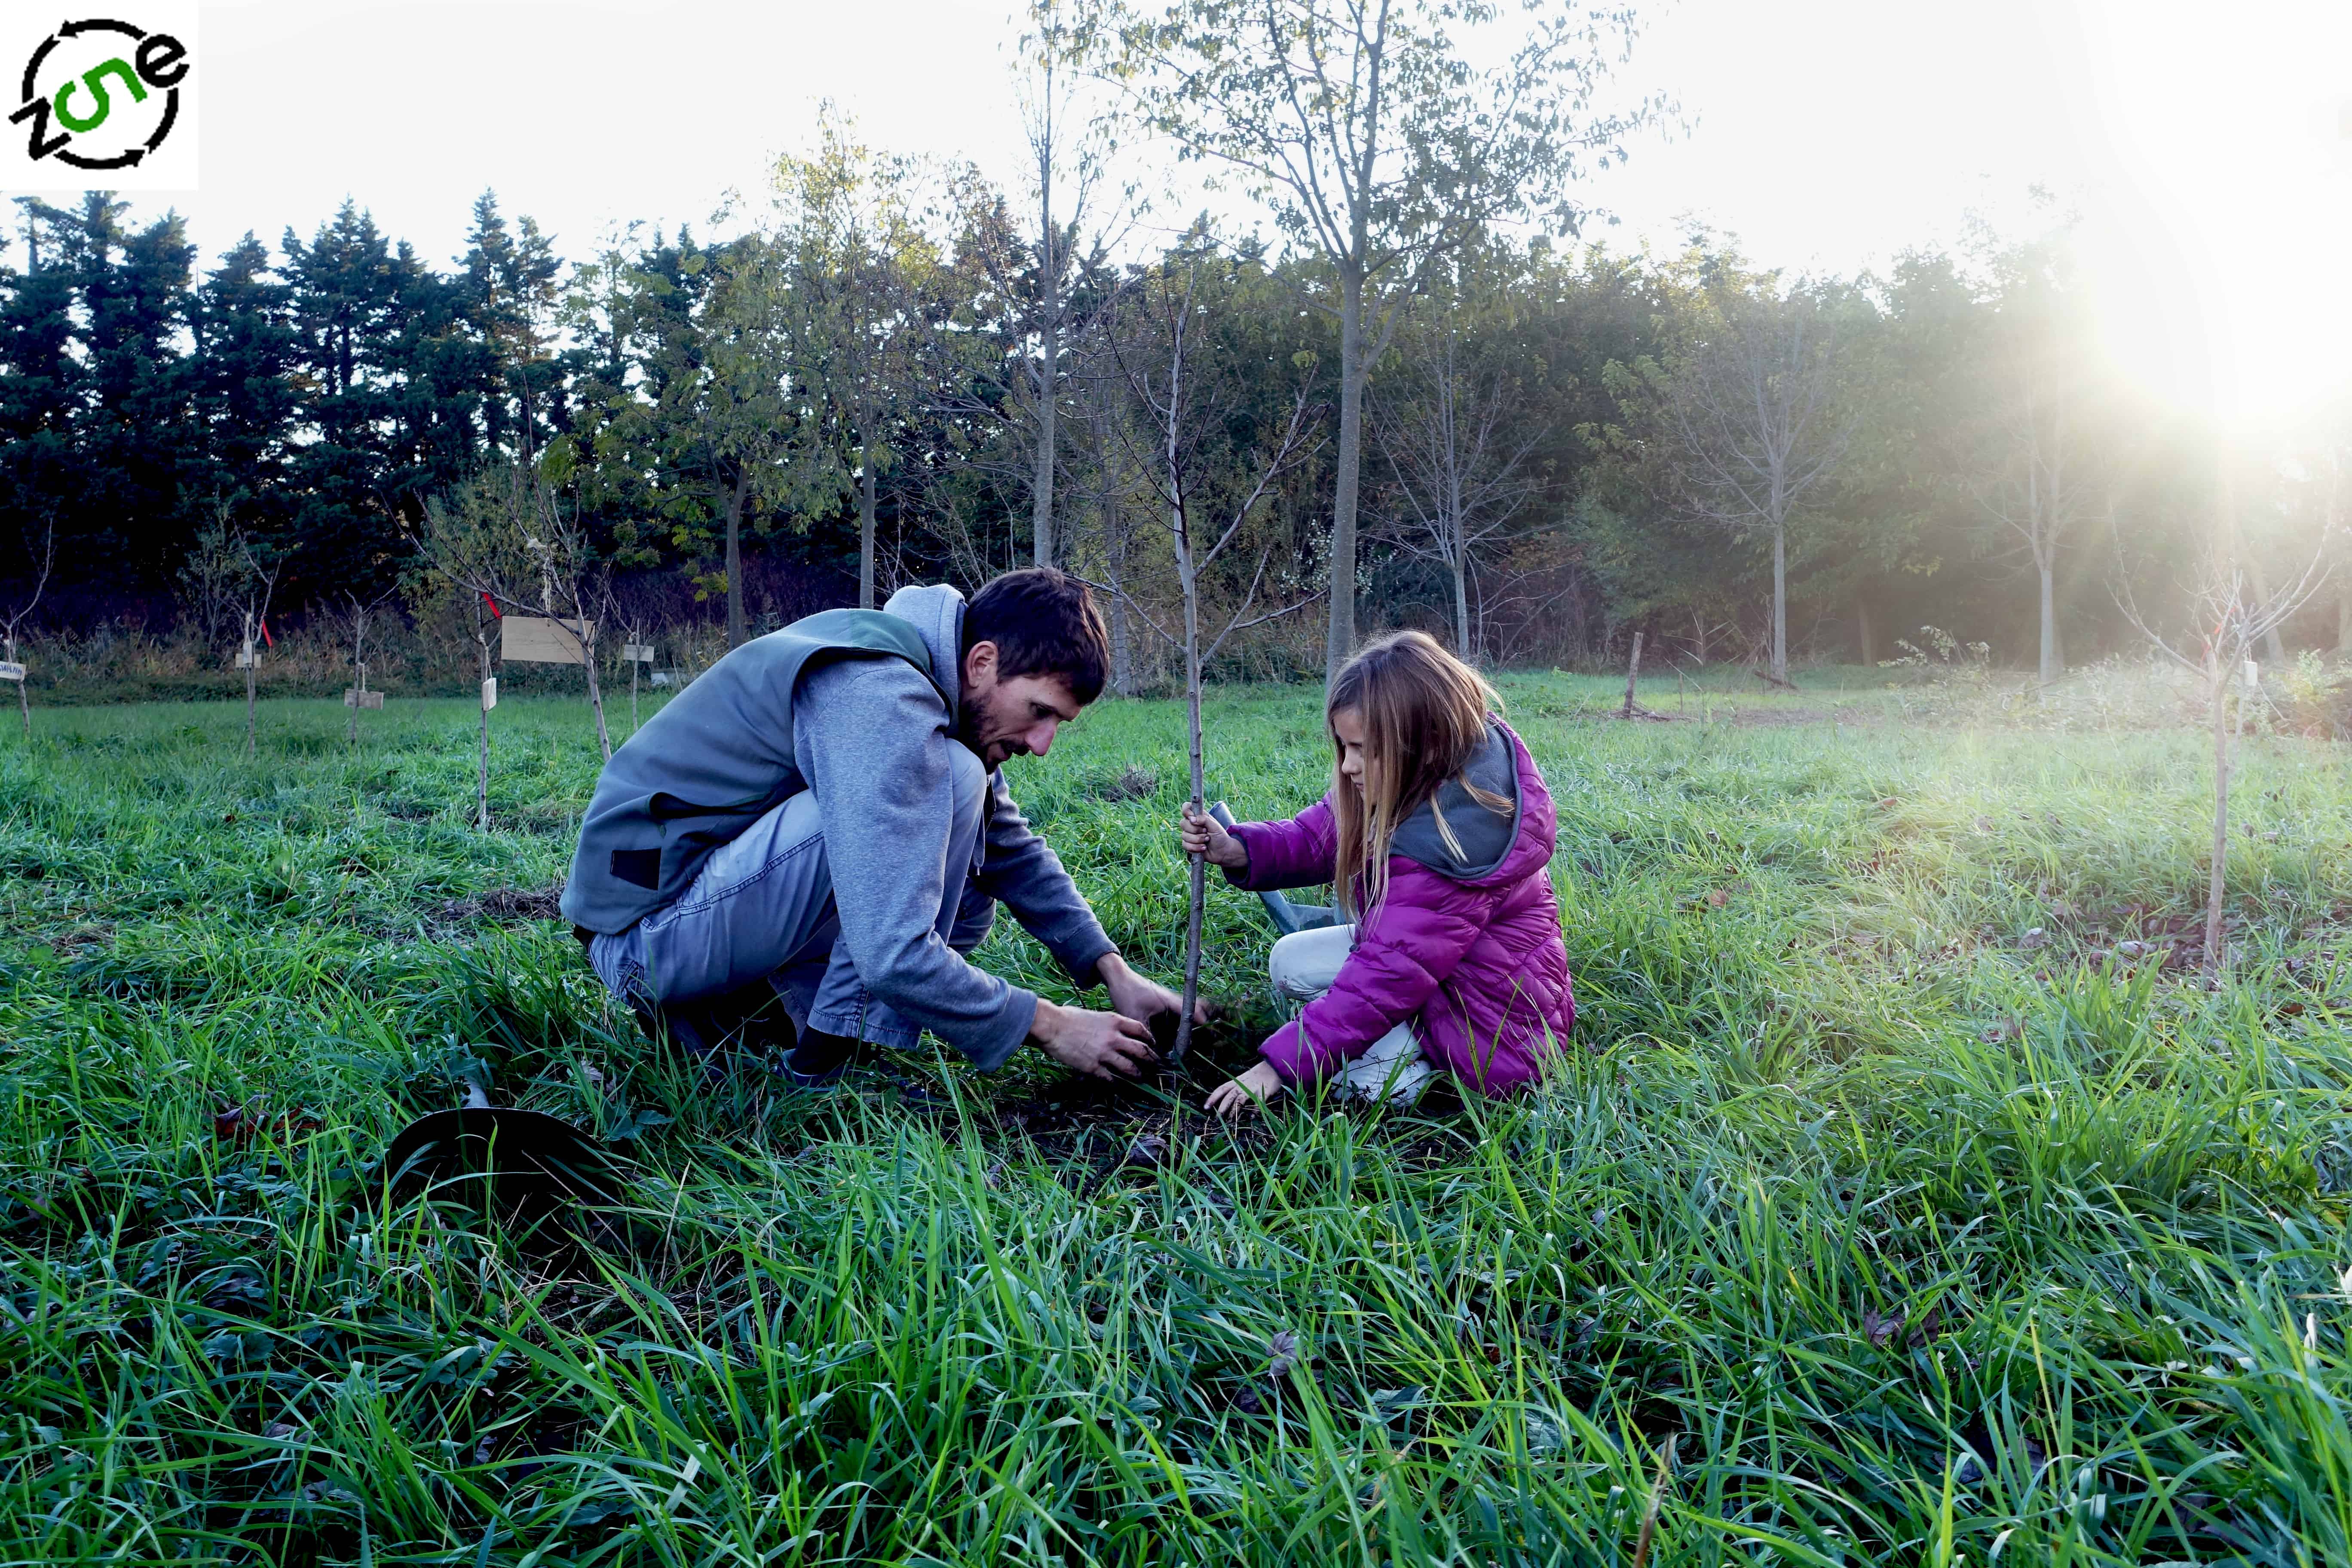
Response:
[12,18,190,171]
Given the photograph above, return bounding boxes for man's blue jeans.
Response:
[588,742,991,1049]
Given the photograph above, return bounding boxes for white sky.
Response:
[6,0,2345,431]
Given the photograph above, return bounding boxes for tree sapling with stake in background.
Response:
[222,525,291,760]
[334,586,398,744]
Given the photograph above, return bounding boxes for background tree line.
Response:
[0,7,2343,690]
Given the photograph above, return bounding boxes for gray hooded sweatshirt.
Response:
[571,583,1115,1070]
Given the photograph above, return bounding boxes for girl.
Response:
[1182,631,1573,1115]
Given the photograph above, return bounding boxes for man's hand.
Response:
[1029,997,1158,1081]
[1205,1061,1285,1118]
[1179,803,1250,872]
[1098,952,1209,1029]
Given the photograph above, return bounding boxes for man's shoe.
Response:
[773,1028,858,1090]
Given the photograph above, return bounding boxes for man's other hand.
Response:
[1097,952,1209,1029]
[1030,998,1159,1080]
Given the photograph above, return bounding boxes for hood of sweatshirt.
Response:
[882,583,968,714]
[1389,719,1526,882]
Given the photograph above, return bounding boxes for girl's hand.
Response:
[1205,1061,1284,1118]
[1179,803,1250,871]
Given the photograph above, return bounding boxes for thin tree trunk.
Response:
[1692,607,1709,668]
[2038,555,2058,685]
[725,469,750,647]
[1451,552,1471,658]
[1770,524,1789,685]
[1326,269,1365,683]
[476,608,492,833]
[1620,630,1644,718]
[1033,141,1059,570]
[1854,595,1875,668]
[1107,496,1133,697]
[582,634,612,762]
[243,611,257,759]
[7,636,25,739]
[2246,550,2288,665]
[1177,528,1205,1065]
[860,410,879,609]
[1033,341,1058,570]
[630,652,640,735]
[2207,653,2230,967]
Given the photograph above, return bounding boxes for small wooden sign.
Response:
[501,616,591,665]
[620,643,655,664]
[481,677,498,710]
[2243,659,2261,690]
[0,661,23,683]
[344,689,385,710]
[235,645,256,669]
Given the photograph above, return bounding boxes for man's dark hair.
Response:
[962,568,1111,704]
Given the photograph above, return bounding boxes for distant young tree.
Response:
[330,584,398,746]
[203,512,292,760]
[1624,270,1858,686]
[1968,217,2096,686]
[1369,271,1542,658]
[1109,0,1663,680]
[2116,484,2326,968]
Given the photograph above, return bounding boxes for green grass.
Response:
[2,677,2349,1565]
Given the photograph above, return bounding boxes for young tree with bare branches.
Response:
[2116,474,2329,968]
[331,585,398,745]
[1626,273,1856,687]
[1370,280,1541,658]
[1106,251,1324,1057]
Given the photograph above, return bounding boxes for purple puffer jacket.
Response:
[1226,720,1573,1096]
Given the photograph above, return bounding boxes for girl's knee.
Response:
[1269,922,1353,1000]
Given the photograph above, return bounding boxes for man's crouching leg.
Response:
[586,788,841,1074]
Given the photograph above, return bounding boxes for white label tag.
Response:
[621,643,654,663]
[2243,659,2261,689]
[343,688,357,707]
[359,691,383,710]
[235,648,255,669]
[481,677,498,710]
[500,615,591,665]
[0,662,22,682]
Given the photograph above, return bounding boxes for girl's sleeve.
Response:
[1257,868,1485,1086]
[1224,797,1339,891]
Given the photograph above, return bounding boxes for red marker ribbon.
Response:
[481,592,503,619]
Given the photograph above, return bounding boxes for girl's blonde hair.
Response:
[1327,631,1510,919]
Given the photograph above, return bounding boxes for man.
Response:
[562,568,1185,1083]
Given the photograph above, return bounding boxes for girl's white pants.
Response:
[1268,924,1433,1106]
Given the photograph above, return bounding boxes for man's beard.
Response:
[956,695,999,765]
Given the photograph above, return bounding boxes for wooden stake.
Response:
[1620,631,1645,719]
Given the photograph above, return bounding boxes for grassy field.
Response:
[2,673,2349,1565]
